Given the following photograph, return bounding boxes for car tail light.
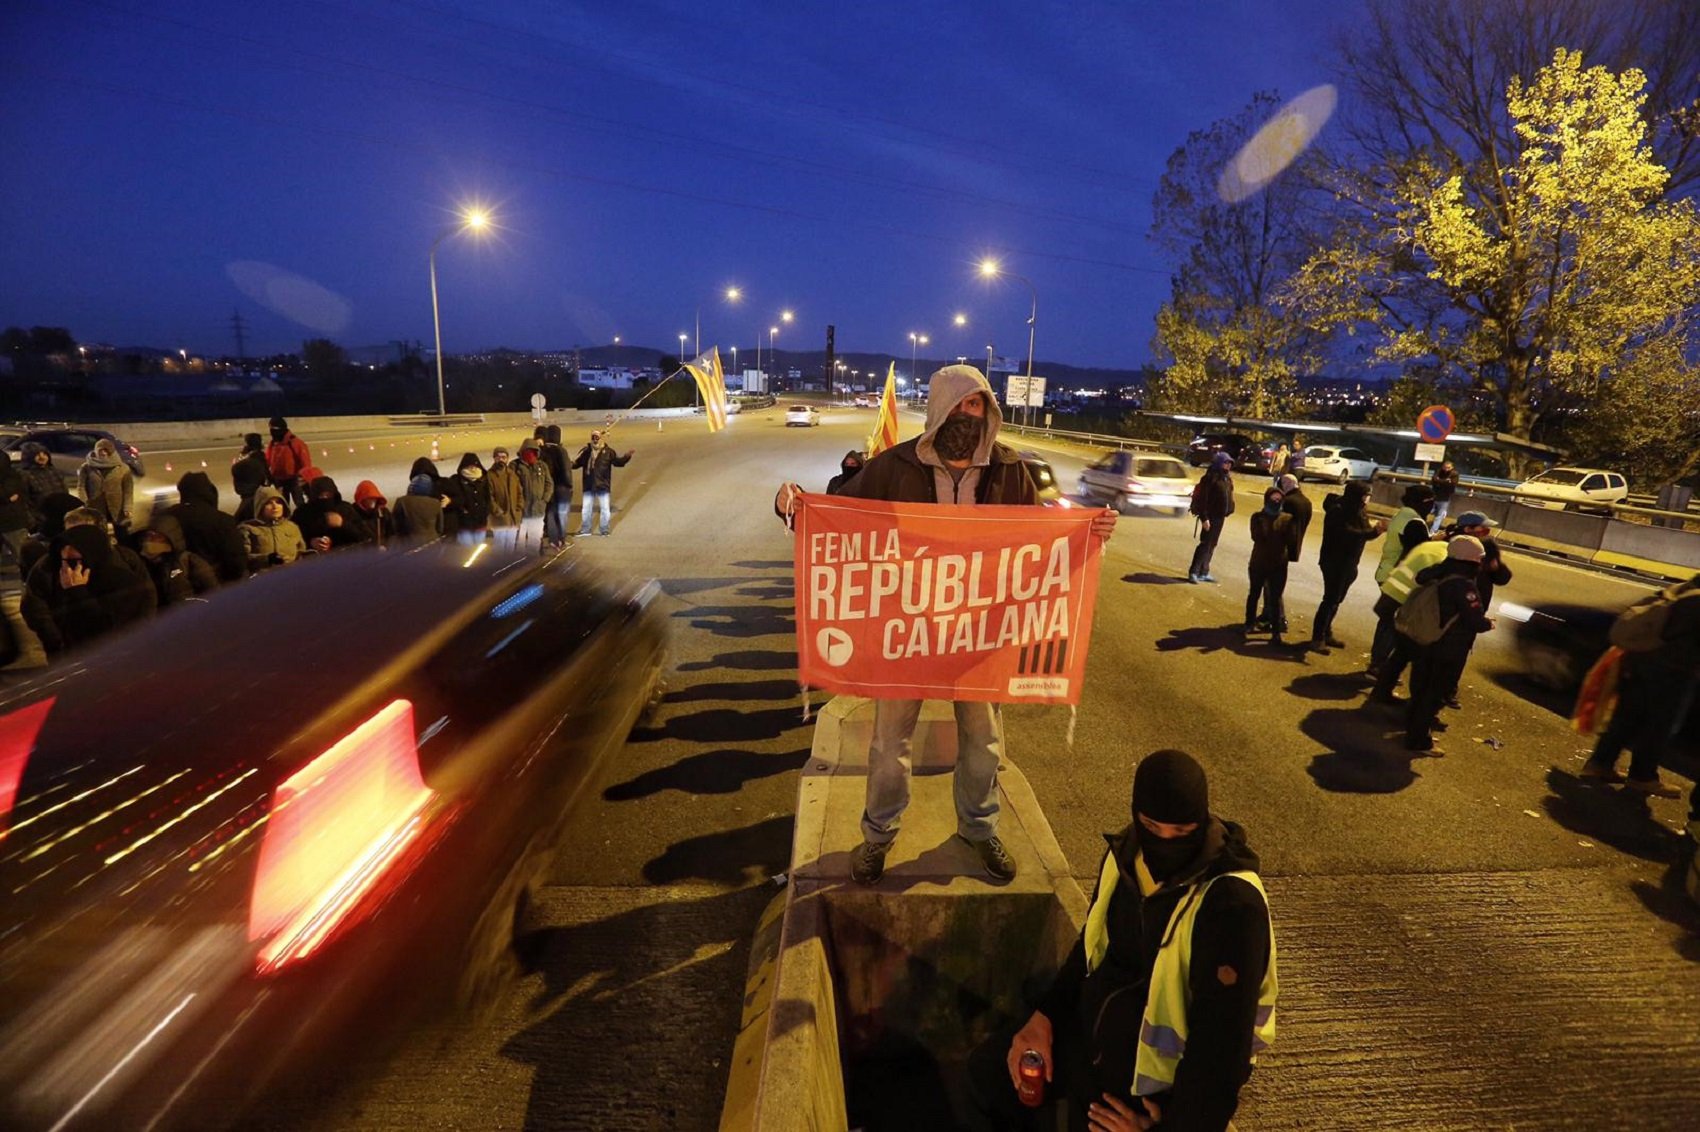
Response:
[0,698,54,836]
[248,699,435,974]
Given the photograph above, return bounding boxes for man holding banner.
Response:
[777,364,1116,885]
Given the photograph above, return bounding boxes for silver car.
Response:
[1078,451,1193,515]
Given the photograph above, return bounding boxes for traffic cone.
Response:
[165,462,173,473]
[657,419,663,432]
[200,460,207,468]
[430,438,440,461]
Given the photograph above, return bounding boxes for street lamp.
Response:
[954,312,968,328]
[429,206,491,416]
[679,332,688,368]
[908,331,930,384]
[768,324,781,385]
[978,258,1039,425]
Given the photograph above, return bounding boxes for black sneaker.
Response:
[962,834,1017,881]
[1325,636,1345,648]
[851,840,890,885]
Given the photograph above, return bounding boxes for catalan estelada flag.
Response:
[866,362,900,457]
[684,346,729,432]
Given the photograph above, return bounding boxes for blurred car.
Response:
[1017,451,1064,506]
[0,426,146,478]
[852,395,876,408]
[1186,432,1261,470]
[1078,450,1193,515]
[1512,467,1628,512]
[785,404,821,427]
[1298,444,1380,484]
[0,546,665,1130]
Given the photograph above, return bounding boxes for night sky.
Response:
[0,1,1361,369]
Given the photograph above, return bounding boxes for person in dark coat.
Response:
[408,455,442,490]
[17,492,81,581]
[17,442,68,530]
[441,453,492,542]
[1187,451,1235,584]
[21,523,156,657]
[825,450,866,495]
[393,474,445,543]
[292,475,372,553]
[1404,536,1495,752]
[231,432,270,520]
[135,512,219,609]
[1308,481,1385,651]
[572,431,634,536]
[515,438,553,552]
[1246,487,1295,645]
[1277,474,1311,560]
[538,425,574,549]
[166,471,247,583]
[0,451,30,562]
[1429,460,1459,534]
[352,480,393,547]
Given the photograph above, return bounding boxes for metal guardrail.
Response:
[1000,421,1178,454]
[384,413,487,428]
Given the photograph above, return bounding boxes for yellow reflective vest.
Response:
[1379,539,1449,604]
[1083,851,1278,1098]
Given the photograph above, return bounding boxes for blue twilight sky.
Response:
[0,0,1362,369]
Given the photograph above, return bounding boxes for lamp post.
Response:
[429,207,490,416]
[979,258,1038,426]
[678,332,687,370]
[908,331,929,384]
[768,325,781,387]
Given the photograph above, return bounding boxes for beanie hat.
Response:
[408,474,437,497]
[1447,535,1485,562]
[1277,474,1298,493]
[1131,750,1209,825]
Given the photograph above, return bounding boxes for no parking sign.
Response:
[1417,404,1454,442]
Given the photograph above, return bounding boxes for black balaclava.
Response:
[1131,749,1211,881]
[269,415,287,442]
[934,399,984,462]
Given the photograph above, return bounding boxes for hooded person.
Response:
[1246,485,1295,644]
[1187,450,1236,584]
[18,441,68,529]
[1276,473,1310,562]
[265,416,313,509]
[352,480,393,546]
[165,470,246,582]
[239,485,308,571]
[17,492,82,581]
[485,446,525,548]
[77,439,133,535]
[539,424,574,548]
[572,429,633,536]
[393,474,445,543]
[231,432,270,519]
[773,365,1116,886]
[514,437,554,551]
[1375,483,1436,586]
[1402,536,1495,752]
[970,750,1275,1132]
[825,450,866,495]
[442,452,492,541]
[20,523,157,656]
[292,474,372,553]
[0,450,29,561]
[135,511,219,608]
[1308,480,1386,651]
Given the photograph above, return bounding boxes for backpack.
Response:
[1609,581,1697,652]
[1189,478,1208,517]
[1394,580,1459,646]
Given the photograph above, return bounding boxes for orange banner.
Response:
[793,493,1104,704]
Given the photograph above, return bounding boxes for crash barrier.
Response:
[1368,471,1700,582]
[79,407,706,449]
[720,697,1087,1130]
[383,412,487,428]
[1001,421,1178,456]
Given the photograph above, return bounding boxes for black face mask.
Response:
[1138,823,1207,882]
[934,414,982,461]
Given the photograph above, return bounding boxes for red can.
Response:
[1017,1049,1045,1107]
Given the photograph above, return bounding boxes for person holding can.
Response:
[965,750,1277,1131]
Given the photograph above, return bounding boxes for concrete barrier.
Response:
[1595,519,1700,577]
[1499,502,1609,558]
[721,697,1086,1130]
[85,408,706,448]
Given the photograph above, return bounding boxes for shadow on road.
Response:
[603,746,810,801]
[660,573,787,598]
[630,704,807,745]
[664,678,800,704]
[1122,572,1187,586]
[642,813,796,884]
[737,582,794,600]
[732,559,794,570]
[678,648,796,672]
[1300,706,1424,793]
[676,603,796,638]
[1155,623,1311,662]
[1286,672,1373,702]
[1630,856,1700,965]
[1539,767,1679,865]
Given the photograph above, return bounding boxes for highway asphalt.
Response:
[241,405,1697,1130]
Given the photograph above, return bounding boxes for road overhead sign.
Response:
[1417,404,1454,442]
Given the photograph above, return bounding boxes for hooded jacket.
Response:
[831,365,1039,506]
[1248,503,1294,573]
[352,480,393,546]
[1412,557,1494,657]
[18,443,67,525]
[515,440,554,518]
[137,512,219,607]
[572,436,632,494]
[166,471,248,582]
[231,435,270,504]
[78,442,133,527]
[240,485,308,569]
[0,453,28,534]
[1279,480,1311,563]
[293,476,373,550]
[541,425,573,502]
[1317,485,1382,571]
[21,523,157,655]
[265,420,312,484]
[486,456,524,528]
[442,453,492,533]
[826,450,865,495]
[1194,465,1235,523]
[393,475,445,542]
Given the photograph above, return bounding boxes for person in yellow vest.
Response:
[966,750,1276,1131]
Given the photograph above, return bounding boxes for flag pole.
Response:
[606,364,688,434]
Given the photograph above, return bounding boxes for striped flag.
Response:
[866,362,901,457]
[684,346,729,432]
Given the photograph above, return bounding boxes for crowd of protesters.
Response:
[0,417,636,669]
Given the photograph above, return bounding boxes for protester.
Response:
[486,446,525,550]
[1429,460,1459,534]
[1254,473,1311,633]
[17,442,68,530]
[967,750,1275,1131]
[1367,531,1453,703]
[21,524,156,656]
[1270,442,1289,482]
[393,474,445,543]
[78,439,133,536]
[775,364,1116,884]
[293,475,372,553]
[1581,575,1700,798]
[135,513,218,608]
[231,432,270,519]
[265,417,313,510]
[514,438,554,552]
[1403,536,1495,752]
[1374,484,1436,585]
[408,455,442,493]
[0,452,29,562]
[539,425,574,549]
[1308,481,1385,651]
[240,485,307,571]
[1245,486,1295,646]
[573,430,634,537]
[166,471,247,583]
[825,450,865,495]
[442,452,492,543]
[18,492,81,581]
[352,480,393,547]
[1449,511,1511,608]
[1187,451,1234,585]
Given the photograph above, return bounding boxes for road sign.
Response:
[1005,374,1046,408]
[1417,404,1454,442]
[529,393,546,409]
[1414,442,1447,463]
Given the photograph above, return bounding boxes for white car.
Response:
[1513,467,1629,511]
[852,395,876,408]
[1298,444,1379,484]
[785,404,821,427]
[1078,451,1193,515]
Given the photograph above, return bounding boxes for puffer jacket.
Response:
[18,443,67,527]
[442,454,492,534]
[21,523,157,656]
[293,476,373,551]
[166,471,248,582]
[137,512,219,608]
[240,486,308,570]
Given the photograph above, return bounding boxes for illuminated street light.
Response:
[613,335,621,345]
[908,331,930,384]
[781,309,794,324]
[429,205,494,416]
[679,332,688,368]
[954,312,968,327]
[978,258,1039,425]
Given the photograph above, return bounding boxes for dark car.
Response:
[0,426,146,478]
[1018,451,1064,506]
[0,545,665,1130]
[1186,432,1266,472]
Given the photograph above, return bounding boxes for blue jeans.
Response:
[578,491,611,535]
[862,699,1002,844]
[544,498,570,545]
